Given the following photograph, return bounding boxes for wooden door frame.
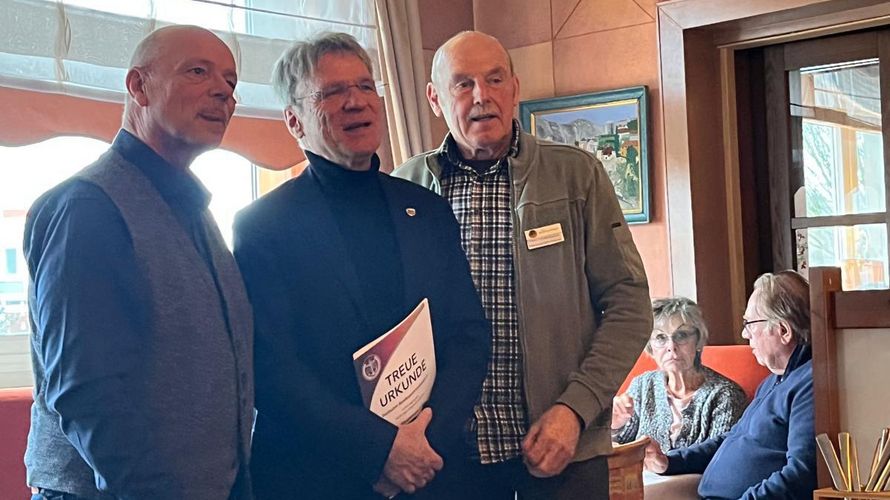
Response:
[657,0,890,343]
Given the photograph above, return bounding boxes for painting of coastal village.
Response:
[520,87,649,222]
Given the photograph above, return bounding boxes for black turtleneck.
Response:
[305,150,406,334]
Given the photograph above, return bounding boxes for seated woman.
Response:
[611,297,747,452]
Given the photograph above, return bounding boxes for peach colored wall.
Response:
[470,0,671,297]
[418,0,475,147]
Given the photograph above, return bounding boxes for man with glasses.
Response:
[232,32,490,499]
[393,31,652,498]
[644,271,816,499]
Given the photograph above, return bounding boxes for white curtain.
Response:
[375,0,432,165]
[0,0,379,118]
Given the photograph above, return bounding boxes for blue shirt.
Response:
[24,130,217,495]
[664,344,816,499]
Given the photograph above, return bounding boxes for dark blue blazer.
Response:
[233,164,490,499]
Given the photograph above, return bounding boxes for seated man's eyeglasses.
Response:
[296,80,378,105]
[741,318,769,333]
[649,329,697,349]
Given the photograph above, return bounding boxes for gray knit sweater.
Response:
[613,366,747,451]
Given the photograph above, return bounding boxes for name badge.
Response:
[524,223,565,250]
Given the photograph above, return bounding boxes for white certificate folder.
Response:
[352,298,436,426]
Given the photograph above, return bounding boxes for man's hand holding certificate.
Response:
[353,299,440,496]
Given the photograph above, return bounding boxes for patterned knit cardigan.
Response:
[613,366,748,451]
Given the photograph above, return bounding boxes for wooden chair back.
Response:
[810,267,890,488]
[608,436,651,500]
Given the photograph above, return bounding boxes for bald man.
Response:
[393,31,652,498]
[24,25,254,499]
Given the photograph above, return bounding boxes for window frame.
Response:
[0,137,293,389]
[762,28,890,282]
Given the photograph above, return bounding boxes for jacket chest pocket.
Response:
[517,199,581,255]
[514,198,591,354]
[516,199,586,294]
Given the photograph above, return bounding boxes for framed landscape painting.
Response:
[519,86,650,223]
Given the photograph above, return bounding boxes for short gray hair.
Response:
[272,31,373,108]
[647,297,710,367]
[752,271,810,344]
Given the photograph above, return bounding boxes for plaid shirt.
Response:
[438,122,526,464]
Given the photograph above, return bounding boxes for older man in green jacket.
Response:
[392,30,652,499]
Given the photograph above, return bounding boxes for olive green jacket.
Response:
[392,131,653,460]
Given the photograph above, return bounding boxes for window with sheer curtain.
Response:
[0,136,282,388]
[0,0,379,117]
[0,0,382,388]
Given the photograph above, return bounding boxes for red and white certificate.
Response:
[352,298,436,425]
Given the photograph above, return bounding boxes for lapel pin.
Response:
[406,208,416,217]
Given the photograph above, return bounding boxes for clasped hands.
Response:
[374,407,443,498]
[374,403,582,498]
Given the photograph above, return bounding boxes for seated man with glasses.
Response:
[611,297,747,452]
[644,271,816,500]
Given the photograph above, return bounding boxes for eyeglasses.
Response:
[296,80,378,105]
[649,329,697,349]
[741,318,769,333]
